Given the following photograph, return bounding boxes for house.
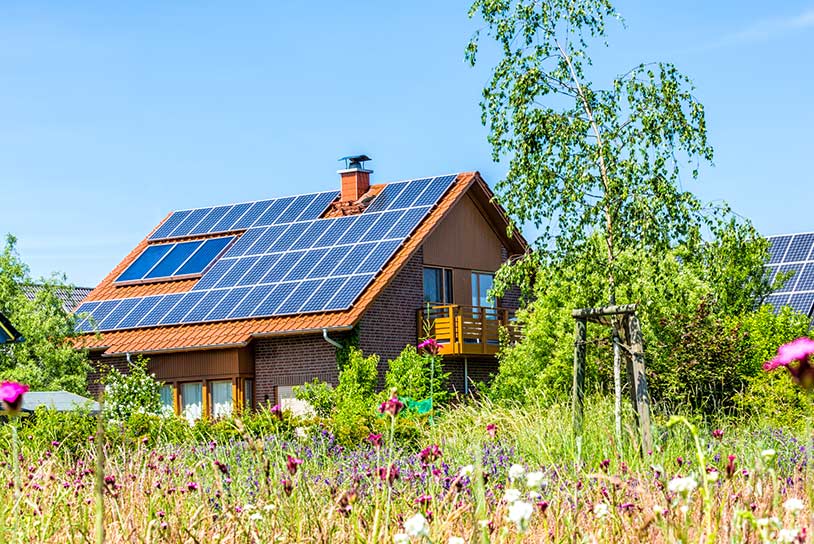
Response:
[75,157,527,419]
[21,284,93,313]
[19,391,100,415]
[765,233,814,323]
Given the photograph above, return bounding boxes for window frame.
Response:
[423,266,454,305]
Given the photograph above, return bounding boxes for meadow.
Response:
[1,395,811,543]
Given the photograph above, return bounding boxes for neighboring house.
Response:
[21,284,93,313]
[765,233,814,322]
[75,157,527,419]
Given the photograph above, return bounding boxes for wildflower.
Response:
[667,476,698,496]
[270,404,283,420]
[449,537,465,544]
[0,381,29,415]
[726,454,736,478]
[784,497,804,513]
[418,338,440,355]
[378,464,399,485]
[599,459,610,472]
[249,512,263,521]
[281,478,293,496]
[404,513,429,538]
[761,449,777,463]
[508,464,525,482]
[525,471,545,489]
[652,504,667,516]
[777,528,800,543]
[367,433,383,449]
[764,337,814,389]
[676,456,684,467]
[706,470,719,482]
[593,502,610,519]
[419,444,442,463]
[537,500,549,512]
[186,482,198,491]
[393,534,410,544]
[486,423,497,439]
[214,460,229,475]
[459,465,474,477]
[503,488,522,503]
[286,455,303,476]
[415,494,432,506]
[379,397,405,417]
[712,429,724,440]
[507,500,534,532]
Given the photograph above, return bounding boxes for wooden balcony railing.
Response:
[417,304,521,356]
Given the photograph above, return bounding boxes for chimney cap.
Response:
[338,154,372,170]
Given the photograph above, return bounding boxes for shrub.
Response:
[101,356,161,421]
[384,345,450,405]
[294,379,335,418]
[330,347,382,445]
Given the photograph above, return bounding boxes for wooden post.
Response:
[628,315,653,453]
[572,318,587,437]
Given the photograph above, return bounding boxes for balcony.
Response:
[417,304,521,356]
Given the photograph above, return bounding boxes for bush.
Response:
[331,347,382,445]
[294,379,335,418]
[101,356,161,421]
[384,345,450,405]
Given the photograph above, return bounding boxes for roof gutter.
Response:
[322,328,343,350]
[250,325,353,340]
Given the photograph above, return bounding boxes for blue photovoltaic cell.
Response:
[307,247,348,279]
[789,292,814,316]
[238,254,282,286]
[356,240,400,274]
[283,248,329,281]
[192,259,238,290]
[768,236,792,264]
[232,200,274,230]
[765,265,779,285]
[175,237,234,276]
[182,290,230,323]
[250,284,293,316]
[160,291,207,325]
[260,251,305,283]
[189,206,232,235]
[766,294,790,314]
[86,300,121,328]
[212,202,252,233]
[268,222,309,253]
[290,221,330,251]
[75,301,102,332]
[775,263,804,293]
[168,208,210,238]
[784,234,814,262]
[145,241,202,279]
[385,207,427,239]
[388,179,429,210]
[364,182,408,213]
[229,285,275,318]
[245,225,287,256]
[333,243,376,276]
[205,287,251,321]
[226,228,266,257]
[413,175,456,207]
[314,216,356,247]
[300,277,346,312]
[298,191,338,221]
[137,294,184,327]
[253,198,294,227]
[149,210,192,240]
[324,274,374,311]
[98,298,140,330]
[276,279,323,314]
[117,297,161,329]
[336,213,377,245]
[116,245,174,282]
[361,211,403,242]
[275,194,314,224]
[795,264,814,292]
[214,256,260,288]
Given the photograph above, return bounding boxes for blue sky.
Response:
[2,1,812,287]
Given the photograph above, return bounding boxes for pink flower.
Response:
[367,433,383,449]
[419,444,442,464]
[486,423,497,439]
[0,381,28,414]
[378,397,404,417]
[418,338,440,355]
[286,455,303,476]
[270,404,283,420]
[764,337,814,389]
[712,429,724,440]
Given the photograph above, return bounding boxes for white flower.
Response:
[249,513,263,521]
[243,503,255,511]
[404,513,429,538]
[503,488,522,503]
[761,449,777,462]
[756,516,779,527]
[507,500,534,532]
[525,471,545,489]
[667,476,698,495]
[459,465,474,478]
[508,464,526,482]
[784,497,804,513]
[527,491,542,500]
[777,528,800,543]
[706,470,719,482]
[448,538,465,544]
[593,502,610,519]
[393,533,410,544]
[652,504,666,516]
[263,504,276,512]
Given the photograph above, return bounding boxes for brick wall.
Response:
[358,247,424,387]
[87,353,127,398]
[446,358,499,394]
[499,245,523,311]
[253,333,343,405]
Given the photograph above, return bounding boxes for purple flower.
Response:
[378,397,404,417]
[712,429,724,440]
[0,381,28,414]
[764,337,814,389]
[418,338,440,355]
[281,478,293,496]
[270,404,283,420]
[367,433,383,449]
[419,444,442,464]
[286,455,303,476]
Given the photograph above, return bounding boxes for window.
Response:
[243,379,254,412]
[210,380,233,418]
[423,267,453,304]
[160,384,174,416]
[471,272,495,308]
[181,382,203,422]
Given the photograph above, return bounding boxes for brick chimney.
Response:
[338,154,372,202]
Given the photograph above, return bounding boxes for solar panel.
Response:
[212,202,252,232]
[365,182,408,213]
[768,236,791,264]
[260,251,306,284]
[357,240,401,274]
[160,291,207,325]
[785,234,814,262]
[192,258,237,290]
[336,213,377,245]
[789,293,814,317]
[118,297,161,329]
[275,194,316,224]
[361,211,404,241]
[238,254,282,286]
[276,280,324,315]
[98,298,140,330]
[190,206,232,235]
[414,175,456,207]
[386,207,427,239]
[315,216,357,247]
[182,290,230,323]
[282,248,329,281]
[254,198,294,228]
[300,277,347,312]
[229,284,275,318]
[298,191,338,221]
[145,241,202,279]
[307,246,348,279]
[116,245,173,282]
[233,200,275,230]
[214,256,260,289]
[333,243,377,275]
[775,263,804,293]
[169,208,210,238]
[150,210,192,240]
[226,228,267,257]
[137,294,184,327]
[269,222,310,253]
[176,237,234,276]
[765,233,814,316]
[205,287,252,321]
[324,274,375,311]
[245,225,287,256]
[290,221,330,251]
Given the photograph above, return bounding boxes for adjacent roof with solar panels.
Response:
[73,172,525,355]
[765,233,814,321]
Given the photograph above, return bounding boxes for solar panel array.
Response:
[765,233,814,319]
[116,237,235,282]
[75,175,456,333]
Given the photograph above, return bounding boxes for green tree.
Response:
[0,235,91,393]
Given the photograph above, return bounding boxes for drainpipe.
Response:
[322,328,343,350]
[126,352,131,364]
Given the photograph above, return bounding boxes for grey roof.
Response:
[21,284,93,313]
[21,391,100,413]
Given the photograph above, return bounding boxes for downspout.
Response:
[126,352,131,364]
[322,328,343,350]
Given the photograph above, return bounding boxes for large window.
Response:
[423,267,453,304]
[210,380,233,418]
[181,382,203,422]
[160,384,174,416]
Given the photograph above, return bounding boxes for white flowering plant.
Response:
[101,356,162,421]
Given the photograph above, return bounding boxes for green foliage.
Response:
[384,345,450,405]
[101,356,161,421]
[331,347,381,444]
[334,326,360,372]
[0,234,91,393]
[294,379,335,418]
